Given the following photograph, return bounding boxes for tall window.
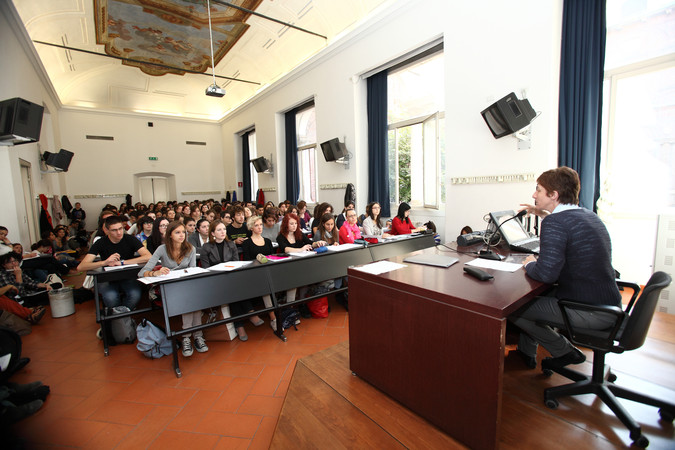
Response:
[599,0,675,281]
[248,131,258,197]
[388,50,445,209]
[296,105,318,203]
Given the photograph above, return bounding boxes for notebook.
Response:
[403,254,459,268]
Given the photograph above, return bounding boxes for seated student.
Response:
[77,215,151,310]
[0,285,46,325]
[52,226,79,269]
[138,221,203,356]
[509,167,621,370]
[0,252,53,307]
[146,218,169,255]
[313,213,339,246]
[188,219,210,250]
[336,201,355,230]
[221,209,233,227]
[0,226,13,256]
[390,202,425,235]
[460,225,473,235]
[200,220,264,341]
[226,205,250,247]
[297,200,311,230]
[204,209,217,223]
[184,217,196,236]
[261,208,281,243]
[135,216,154,247]
[277,213,326,303]
[241,215,277,330]
[362,202,391,237]
[70,202,86,229]
[338,209,362,244]
[310,202,333,236]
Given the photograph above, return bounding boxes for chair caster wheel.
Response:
[630,433,648,448]
[542,368,553,377]
[607,372,617,382]
[659,408,675,422]
[544,398,558,409]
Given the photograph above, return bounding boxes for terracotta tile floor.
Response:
[6,287,349,449]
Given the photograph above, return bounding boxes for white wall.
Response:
[0,5,65,247]
[58,110,226,217]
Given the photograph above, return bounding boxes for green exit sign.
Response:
[148,157,158,161]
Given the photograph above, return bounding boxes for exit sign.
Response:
[148,156,158,161]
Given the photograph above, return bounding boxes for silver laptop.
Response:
[489,210,540,254]
[403,254,459,268]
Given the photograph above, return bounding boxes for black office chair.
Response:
[542,271,674,448]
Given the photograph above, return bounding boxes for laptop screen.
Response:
[489,210,530,245]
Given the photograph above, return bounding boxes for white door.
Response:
[139,177,169,204]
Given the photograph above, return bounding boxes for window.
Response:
[296,105,318,203]
[387,50,445,209]
[248,131,258,197]
[599,0,675,281]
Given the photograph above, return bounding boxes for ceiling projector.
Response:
[205,84,225,97]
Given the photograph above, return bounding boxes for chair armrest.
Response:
[558,300,626,352]
[616,280,641,314]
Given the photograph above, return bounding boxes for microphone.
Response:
[479,210,527,260]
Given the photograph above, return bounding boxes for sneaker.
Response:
[28,307,46,324]
[194,336,209,352]
[96,327,103,340]
[181,336,194,357]
[270,319,277,331]
[295,318,301,325]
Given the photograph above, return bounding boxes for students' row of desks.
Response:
[88,234,435,377]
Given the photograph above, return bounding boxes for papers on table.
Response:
[104,263,139,271]
[137,267,209,284]
[465,258,522,272]
[266,255,290,261]
[206,261,253,271]
[352,260,406,275]
[325,243,362,252]
[288,250,317,258]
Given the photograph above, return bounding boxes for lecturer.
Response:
[509,167,621,369]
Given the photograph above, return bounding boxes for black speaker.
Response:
[0,98,44,145]
[43,149,74,171]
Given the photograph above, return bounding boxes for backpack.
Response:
[280,308,301,331]
[136,319,173,358]
[105,306,137,344]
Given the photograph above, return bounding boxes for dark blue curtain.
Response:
[558,0,607,211]
[242,131,251,202]
[285,110,300,203]
[367,70,390,217]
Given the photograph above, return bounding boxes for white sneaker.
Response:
[194,336,209,353]
[270,319,277,331]
[181,336,193,357]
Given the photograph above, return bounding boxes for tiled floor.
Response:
[6,286,349,449]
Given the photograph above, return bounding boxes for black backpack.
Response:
[279,309,300,331]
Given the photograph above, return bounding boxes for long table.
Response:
[91,234,435,375]
[348,245,549,449]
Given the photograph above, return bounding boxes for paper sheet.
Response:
[465,259,522,272]
[103,263,139,271]
[325,243,363,252]
[352,260,406,275]
[137,266,209,284]
[206,261,253,271]
[288,251,317,258]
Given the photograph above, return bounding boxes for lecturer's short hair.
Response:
[536,166,580,205]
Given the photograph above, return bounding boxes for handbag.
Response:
[136,319,172,358]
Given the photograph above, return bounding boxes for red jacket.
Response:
[390,217,415,235]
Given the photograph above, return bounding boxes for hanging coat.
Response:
[61,195,73,219]
[39,194,53,235]
[344,183,356,208]
[256,188,265,206]
[225,191,231,203]
[126,194,132,207]
[52,195,64,224]
[232,190,237,202]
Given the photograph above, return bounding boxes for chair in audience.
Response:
[542,271,674,448]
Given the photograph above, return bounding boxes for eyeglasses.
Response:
[159,224,168,229]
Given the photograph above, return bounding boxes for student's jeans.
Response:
[99,280,141,310]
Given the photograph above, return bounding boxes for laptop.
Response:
[403,254,459,268]
[489,210,540,254]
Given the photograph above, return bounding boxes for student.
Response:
[261,208,281,243]
[70,202,86,229]
[200,220,264,341]
[188,219,210,250]
[0,253,52,308]
[51,226,79,268]
[362,202,390,237]
[146,218,169,254]
[135,216,154,247]
[509,167,621,370]
[390,202,425,235]
[310,202,333,235]
[0,285,46,325]
[227,205,250,246]
[338,209,362,244]
[336,201,355,230]
[297,200,311,229]
[78,216,151,310]
[241,216,277,330]
[184,217,196,236]
[313,213,339,245]
[138,222,202,357]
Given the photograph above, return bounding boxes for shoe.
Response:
[181,336,194,357]
[249,316,264,327]
[295,318,301,325]
[542,347,586,370]
[270,319,277,332]
[96,327,103,340]
[256,253,268,264]
[237,327,248,342]
[194,336,209,352]
[28,307,46,324]
[0,399,43,424]
[516,349,537,369]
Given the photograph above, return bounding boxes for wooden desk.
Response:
[348,246,548,449]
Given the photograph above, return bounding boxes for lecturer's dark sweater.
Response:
[525,208,621,306]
